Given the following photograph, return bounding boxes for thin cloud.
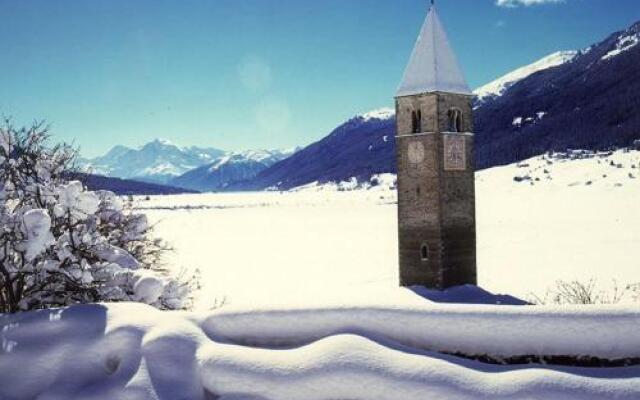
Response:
[496,0,565,7]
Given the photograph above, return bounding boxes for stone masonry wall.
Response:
[396,92,476,288]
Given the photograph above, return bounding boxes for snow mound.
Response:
[203,303,640,360]
[133,272,165,304]
[201,333,639,400]
[2,300,640,399]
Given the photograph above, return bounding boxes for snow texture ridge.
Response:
[203,303,640,360]
[2,301,640,400]
[396,5,472,97]
[201,333,639,400]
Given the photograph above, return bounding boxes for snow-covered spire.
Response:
[396,4,472,97]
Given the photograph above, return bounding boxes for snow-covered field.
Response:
[141,149,640,308]
[2,150,640,400]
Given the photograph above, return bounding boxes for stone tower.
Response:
[395,4,476,289]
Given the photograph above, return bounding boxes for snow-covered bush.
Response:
[530,279,628,305]
[0,120,194,313]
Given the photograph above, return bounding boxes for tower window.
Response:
[416,110,422,133]
[420,242,429,261]
[411,111,418,133]
[447,109,463,132]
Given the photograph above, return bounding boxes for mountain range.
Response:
[81,139,225,184]
[68,173,198,196]
[475,20,640,169]
[81,140,296,191]
[169,148,297,192]
[82,20,640,192]
[236,19,640,190]
[228,109,397,190]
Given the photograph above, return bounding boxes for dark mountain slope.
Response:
[67,173,197,195]
[235,113,395,190]
[475,21,640,168]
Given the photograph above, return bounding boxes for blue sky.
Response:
[0,0,638,157]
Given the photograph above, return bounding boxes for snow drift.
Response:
[2,297,640,400]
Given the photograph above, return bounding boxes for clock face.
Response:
[408,141,425,164]
[444,135,466,171]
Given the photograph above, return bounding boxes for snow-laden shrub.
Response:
[0,120,195,313]
[529,279,630,305]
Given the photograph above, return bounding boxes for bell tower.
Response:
[395,3,476,289]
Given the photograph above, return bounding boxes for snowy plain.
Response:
[141,149,640,308]
[2,150,640,400]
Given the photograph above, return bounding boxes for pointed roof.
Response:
[396,5,472,97]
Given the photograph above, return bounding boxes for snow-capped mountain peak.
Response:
[151,138,176,146]
[355,51,581,117]
[82,138,298,190]
[238,148,296,163]
[474,50,578,102]
[357,51,579,115]
[81,140,226,184]
[171,148,297,192]
[359,107,395,122]
[140,138,183,152]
